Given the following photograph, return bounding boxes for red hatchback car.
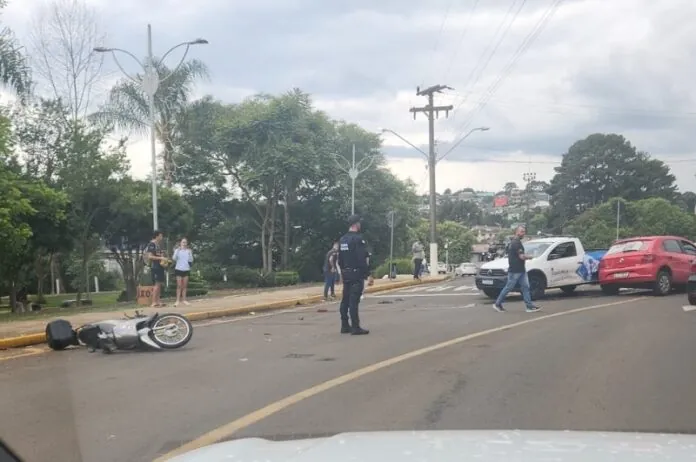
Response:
[599,236,696,296]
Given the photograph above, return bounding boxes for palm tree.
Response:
[0,1,32,100]
[90,58,209,186]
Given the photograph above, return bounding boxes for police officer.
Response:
[337,214,371,335]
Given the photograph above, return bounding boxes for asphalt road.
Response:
[1,278,695,462]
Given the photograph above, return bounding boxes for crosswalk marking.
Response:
[426,285,454,292]
[454,285,474,291]
[401,286,427,293]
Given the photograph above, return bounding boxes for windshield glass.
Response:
[520,242,552,258]
[606,240,650,255]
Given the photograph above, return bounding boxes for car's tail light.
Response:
[642,254,655,263]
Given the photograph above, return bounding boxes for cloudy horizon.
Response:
[4,0,695,194]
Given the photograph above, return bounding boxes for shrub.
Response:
[373,258,414,278]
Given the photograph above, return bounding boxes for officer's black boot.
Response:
[350,313,369,335]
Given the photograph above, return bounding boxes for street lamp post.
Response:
[380,127,488,267]
[95,24,208,231]
[331,144,375,215]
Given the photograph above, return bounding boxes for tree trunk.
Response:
[282,186,290,270]
[267,199,277,273]
[9,281,17,313]
[49,253,55,294]
[35,254,46,302]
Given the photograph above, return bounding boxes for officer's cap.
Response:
[347,214,362,226]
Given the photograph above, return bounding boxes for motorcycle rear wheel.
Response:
[149,313,193,349]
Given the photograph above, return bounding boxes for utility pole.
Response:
[522,171,536,225]
[410,84,453,268]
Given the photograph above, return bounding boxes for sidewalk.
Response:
[0,274,447,344]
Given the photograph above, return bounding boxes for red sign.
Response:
[493,196,509,207]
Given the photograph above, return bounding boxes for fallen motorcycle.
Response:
[45,311,193,354]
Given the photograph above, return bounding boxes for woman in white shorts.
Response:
[172,238,194,307]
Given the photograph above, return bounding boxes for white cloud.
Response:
[3,0,696,193]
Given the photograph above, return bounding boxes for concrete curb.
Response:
[0,276,450,350]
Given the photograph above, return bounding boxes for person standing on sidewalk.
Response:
[337,214,371,335]
[145,230,167,307]
[412,240,424,280]
[493,225,542,313]
[323,241,339,301]
[172,238,194,307]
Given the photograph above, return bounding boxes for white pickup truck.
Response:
[474,236,607,300]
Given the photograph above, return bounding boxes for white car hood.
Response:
[167,430,696,461]
[479,258,509,271]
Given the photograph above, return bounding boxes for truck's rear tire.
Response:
[483,289,501,299]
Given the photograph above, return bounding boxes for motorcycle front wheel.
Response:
[149,313,193,349]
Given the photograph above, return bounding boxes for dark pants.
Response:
[323,271,337,298]
[340,279,364,328]
[413,258,423,279]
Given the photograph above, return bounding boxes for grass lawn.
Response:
[0,291,137,323]
[0,282,324,324]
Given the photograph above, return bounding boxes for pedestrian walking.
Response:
[412,240,424,280]
[337,214,371,335]
[172,238,194,307]
[323,241,339,300]
[493,225,542,313]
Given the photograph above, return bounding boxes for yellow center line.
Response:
[153,296,647,461]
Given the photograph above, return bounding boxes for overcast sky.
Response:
[4,0,696,194]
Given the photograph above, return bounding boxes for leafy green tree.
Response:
[409,219,475,263]
[0,0,32,100]
[438,198,481,225]
[676,191,696,214]
[547,134,677,229]
[564,197,696,249]
[103,179,193,300]
[14,99,129,302]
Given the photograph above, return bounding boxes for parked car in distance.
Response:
[455,263,478,276]
[598,236,696,296]
[437,261,448,274]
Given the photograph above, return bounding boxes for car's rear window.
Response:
[606,240,651,255]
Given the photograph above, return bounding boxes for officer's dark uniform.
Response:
[337,215,370,335]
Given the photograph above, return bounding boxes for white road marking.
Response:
[463,303,476,308]
[425,285,454,292]
[400,286,428,293]
[155,296,647,461]
[454,285,474,291]
[682,305,696,312]
[371,293,480,298]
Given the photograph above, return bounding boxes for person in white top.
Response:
[172,238,194,307]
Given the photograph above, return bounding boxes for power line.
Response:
[422,0,455,86]
[446,91,696,118]
[442,0,481,81]
[451,0,564,139]
[448,0,527,122]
